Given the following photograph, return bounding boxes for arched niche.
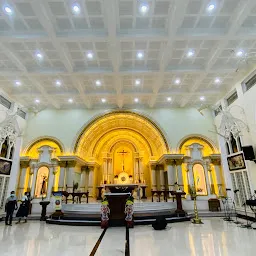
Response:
[73,110,170,161]
[34,166,49,198]
[23,137,64,158]
[177,135,218,156]
[192,163,207,196]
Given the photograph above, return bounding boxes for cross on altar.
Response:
[117,149,129,171]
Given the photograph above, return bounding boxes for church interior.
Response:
[1,0,256,255]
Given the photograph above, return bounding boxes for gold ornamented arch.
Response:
[73,111,170,161]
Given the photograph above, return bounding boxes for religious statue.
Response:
[125,196,134,228]
[101,197,110,228]
[41,176,47,196]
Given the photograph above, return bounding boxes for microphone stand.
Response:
[240,191,256,229]
[233,190,242,225]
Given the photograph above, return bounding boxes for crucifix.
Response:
[117,149,129,171]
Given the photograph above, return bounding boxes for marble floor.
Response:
[0,218,256,256]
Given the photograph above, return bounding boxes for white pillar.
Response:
[47,171,54,200]
[203,163,212,196]
[108,159,113,184]
[17,165,28,199]
[88,167,94,196]
[150,165,157,191]
[187,164,194,194]
[58,166,65,191]
[160,168,165,191]
[80,168,86,192]
[7,137,22,195]
[134,158,139,183]
[30,166,37,198]
[166,161,175,191]
[177,163,184,189]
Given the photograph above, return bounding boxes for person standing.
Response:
[5,191,18,226]
[16,192,29,224]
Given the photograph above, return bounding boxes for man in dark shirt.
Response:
[5,191,18,226]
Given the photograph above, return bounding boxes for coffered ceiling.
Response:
[0,0,256,110]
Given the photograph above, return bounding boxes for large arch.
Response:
[73,110,170,161]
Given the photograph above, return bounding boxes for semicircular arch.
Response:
[74,111,170,161]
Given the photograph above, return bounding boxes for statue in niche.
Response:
[35,167,49,198]
[41,176,47,195]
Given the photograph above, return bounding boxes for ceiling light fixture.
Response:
[56,80,61,86]
[134,98,139,102]
[95,80,101,86]
[236,50,244,57]
[137,51,144,59]
[187,50,195,57]
[215,78,221,84]
[167,97,172,102]
[207,4,215,12]
[15,81,21,86]
[72,4,80,14]
[200,96,205,101]
[140,4,149,14]
[68,98,73,103]
[87,52,94,59]
[4,6,13,14]
[101,98,106,103]
[175,78,181,85]
[135,79,141,85]
[35,52,43,60]
[35,99,40,104]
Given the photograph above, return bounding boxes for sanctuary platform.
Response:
[46,201,191,226]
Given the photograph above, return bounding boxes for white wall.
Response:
[22,108,218,153]
[214,69,256,191]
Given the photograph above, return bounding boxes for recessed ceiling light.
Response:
[35,52,43,59]
[72,4,80,14]
[35,99,40,104]
[95,80,101,86]
[175,78,181,85]
[15,81,21,86]
[140,4,149,14]
[215,78,221,84]
[4,6,13,15]
[207,4,215,12]
[68,98,73,103]
[236,50,244,57]
[101,98,106,103]
[87,52,94,59]
[167,97,172,102]
[56,80,61,86]
[187,50,195,57]
[137,51,144,59]
[200,96,205,101]
[134,98,139,103]
[135,79,141,85]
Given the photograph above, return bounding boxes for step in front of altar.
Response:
[46,201,191,226]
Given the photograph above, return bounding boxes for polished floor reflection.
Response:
[0,219,256,256]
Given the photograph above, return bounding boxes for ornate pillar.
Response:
[51,159,59,192]
[18,157,31,198]
[80,166,87,192]
[203,161,212,196]
[30,160,38,197]
[176,160,184,190]
[108,158,113,184]
[186,162,194,194]
[88,166,94,196]
[66,161,76,192]
[166,160,175,191]
[150,163,157,191]
[58,161,66,191]
[159,165,165,190]
[210,155,223,196]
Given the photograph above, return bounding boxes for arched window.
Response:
[34,166,49,198]
[230,133,238,153]
[193,163,207,196]
[0,138,8,158]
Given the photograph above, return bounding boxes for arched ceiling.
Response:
[74,111,169,161]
